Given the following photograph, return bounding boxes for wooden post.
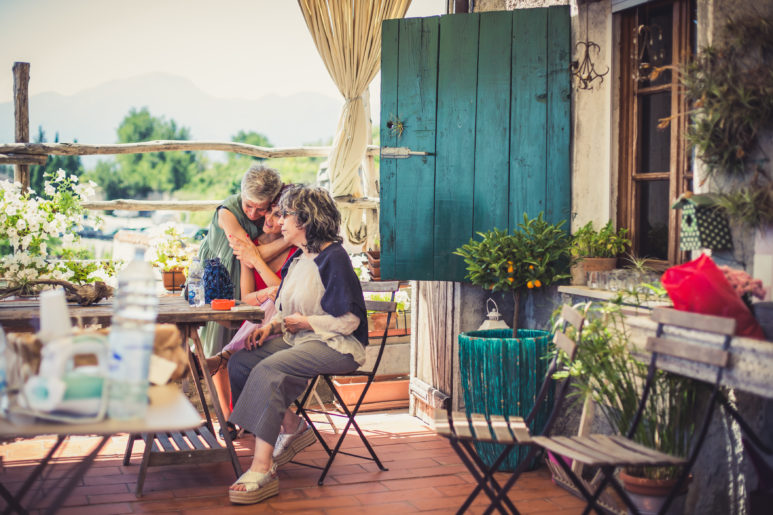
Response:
[13,62,31,191]
[362,87,379,251]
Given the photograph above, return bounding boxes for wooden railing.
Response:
[0,141,379,163]
[2,62,379,214]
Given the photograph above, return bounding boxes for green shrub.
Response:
[454,212,571,333]
[571,221,631,259]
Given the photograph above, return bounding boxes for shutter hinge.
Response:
[380,147,432,159]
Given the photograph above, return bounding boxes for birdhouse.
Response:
[672,193,732,251]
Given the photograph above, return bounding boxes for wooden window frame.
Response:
[617,0,694,267]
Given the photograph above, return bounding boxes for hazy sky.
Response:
[0,0,445,103]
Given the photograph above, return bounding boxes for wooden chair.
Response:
[292,280,400,485]
[529,307,736,515]
[433,304,585,515]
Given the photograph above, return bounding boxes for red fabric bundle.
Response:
[661,253,765,339]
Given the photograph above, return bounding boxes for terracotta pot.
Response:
[366,250,381,268]
[332,374,409,412]
[619,470,690,515]
[162,269,186,292]
[571,257,617,285]
[369,312,397,332]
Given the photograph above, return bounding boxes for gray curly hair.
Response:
[278,185,342,253]
[241,165,282,204]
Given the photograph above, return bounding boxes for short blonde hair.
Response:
[241,165,282,204]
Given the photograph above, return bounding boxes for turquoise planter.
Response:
[458,328,553,471]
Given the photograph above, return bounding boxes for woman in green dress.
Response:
[197,164,290,420]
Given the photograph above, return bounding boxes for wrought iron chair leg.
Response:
[448,439,511,515]
[459,440,518,514]
[481,446,541,515]
[601,468,641,515]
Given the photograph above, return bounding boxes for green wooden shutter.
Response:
[380,7,570,282]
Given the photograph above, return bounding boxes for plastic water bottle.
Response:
[187,257,205,307]
[107,248,158,420]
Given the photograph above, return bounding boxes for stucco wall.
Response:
[570,0,614,231]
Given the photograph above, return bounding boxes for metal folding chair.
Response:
[529,307,736,515]
[434,304,585,515]
[292,280,400,485]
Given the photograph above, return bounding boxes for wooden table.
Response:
[0,295,263,333]
[0,385,199,514]
[0,295,265,497]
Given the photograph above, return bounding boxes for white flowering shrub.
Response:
[0,169,113,291]
[147,222,197,272]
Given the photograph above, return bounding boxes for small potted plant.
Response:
[149,224,197,292]
[366,238,381,280]
[570,221,631,285]
[556,301,700,512]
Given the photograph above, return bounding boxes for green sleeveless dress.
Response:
[197,194,262,357]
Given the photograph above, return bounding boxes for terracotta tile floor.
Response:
[1,410,584,514]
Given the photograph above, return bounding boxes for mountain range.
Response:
[0,72,344,162]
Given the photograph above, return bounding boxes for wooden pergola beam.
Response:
[80,196,379,212]
[0,153,47,165]
[0,141,380,159]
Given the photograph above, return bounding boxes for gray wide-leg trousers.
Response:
[227,336,358,446]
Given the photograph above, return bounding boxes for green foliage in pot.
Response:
[454,212,571,335]
[149,223,197,273]
[681,17,773,178]
[571,221,631,259]
[707,184,773,230]
[554,302,702,480]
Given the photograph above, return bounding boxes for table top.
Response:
[0,295,264,333]
[0,384,201,437]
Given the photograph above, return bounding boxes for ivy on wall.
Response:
[665,16,773,230]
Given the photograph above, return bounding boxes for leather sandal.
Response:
[228,468,279,505]
[207,349,233,376]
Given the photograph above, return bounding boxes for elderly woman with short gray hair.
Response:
[197,165,292,429]
[225,185,367,505]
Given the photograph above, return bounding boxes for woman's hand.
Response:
[258,286,278,304]
[246,321,276,350]
[228,233,261,269]
[284,313,312,334]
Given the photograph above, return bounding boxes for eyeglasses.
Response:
[279,210,298,218]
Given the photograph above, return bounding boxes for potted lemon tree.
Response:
[453,213,571,471]
[454,213,572,334]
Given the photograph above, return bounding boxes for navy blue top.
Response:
[278,243,368,346]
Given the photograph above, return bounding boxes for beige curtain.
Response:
[298,0,411,244]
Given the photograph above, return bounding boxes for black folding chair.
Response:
[434,304,585,515]
[530,307,736,515]
[292,280,400,485]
